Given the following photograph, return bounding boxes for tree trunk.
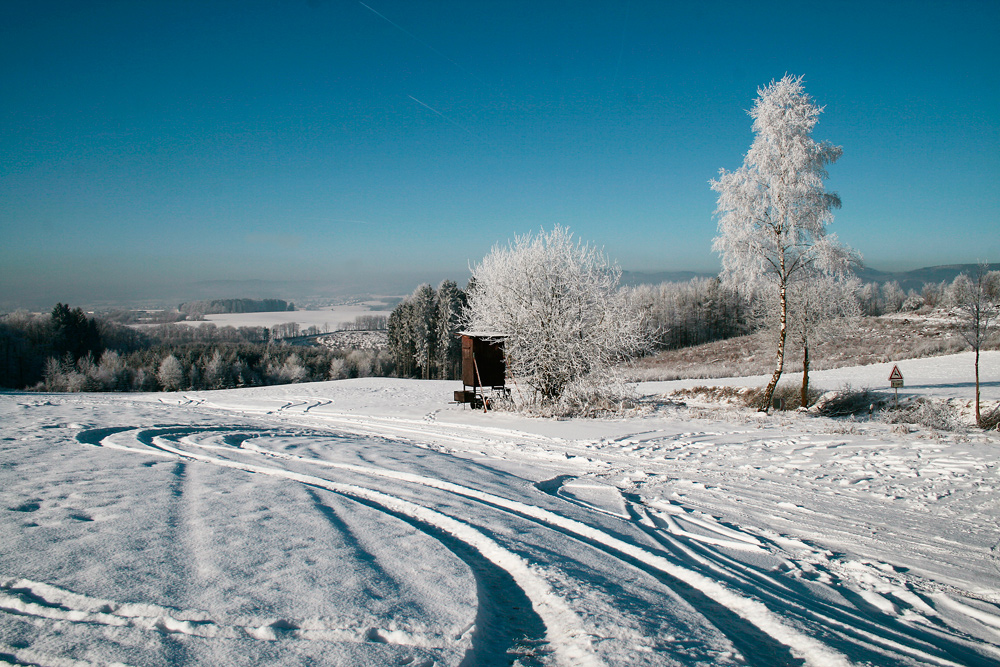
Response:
[975,347,981,427]
[760,282,787,412]
[801,338,810,409]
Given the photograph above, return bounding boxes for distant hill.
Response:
[855,264,1000,293]
[623,264,999,292]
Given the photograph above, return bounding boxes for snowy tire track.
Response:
[78,425,601,667]
[76,424,860,666]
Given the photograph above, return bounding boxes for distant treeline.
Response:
[179,298,294,317]
[41,343,393,393]
[340,314,388,331]
[0,304,391,391]
[631,278,754,349]
[631,273,988,352]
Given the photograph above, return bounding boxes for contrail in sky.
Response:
[407,95,483,143]
[358,2,485,84]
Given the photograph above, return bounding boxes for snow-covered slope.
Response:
[2,352,999,666]
[645,350,1000,401]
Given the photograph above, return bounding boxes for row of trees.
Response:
[40,344,394,393]
[0,305,149,390]
[635,272,995,350]
[0,305,398,391]
[178,299,294,317]
[341,314,388,331]
[630,278,753,349]
[387,281,467,380]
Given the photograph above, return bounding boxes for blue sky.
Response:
[2,0,998,306]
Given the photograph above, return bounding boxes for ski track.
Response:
[4,387,1000,666]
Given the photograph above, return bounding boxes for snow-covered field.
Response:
[648,351,1000,401]
[175,304,393,330]
[3,353,999,666]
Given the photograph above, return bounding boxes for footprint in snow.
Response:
[10,501,41,513]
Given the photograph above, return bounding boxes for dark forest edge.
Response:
[179,298,295,318]
[0,304,393,392]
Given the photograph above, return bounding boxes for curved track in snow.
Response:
[64,416,996,666]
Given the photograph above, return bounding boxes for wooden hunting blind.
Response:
[454,332,507,409]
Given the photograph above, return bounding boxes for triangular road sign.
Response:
[888,365,903,381]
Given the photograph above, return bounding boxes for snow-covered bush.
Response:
[812,386,884,417]
[465,225,648,413]
[346,349,373,378]
[266,354,308,384]
[880,281,906,313]
[328,358,349,380]
[157,355,184,391]
[902,294,924,312]
[880,398,958,431]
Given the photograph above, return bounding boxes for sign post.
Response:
[888,365,904,407]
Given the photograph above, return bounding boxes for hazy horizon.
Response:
[4,260,998,314]
[3,1,997,311]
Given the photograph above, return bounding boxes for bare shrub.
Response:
[671,385,756,405]
[979,404,1000,431]
[880,398,958,432]
[813,386,885,417]
[829,420,859,435]
[741,382,821,410]
[537,375,639,418]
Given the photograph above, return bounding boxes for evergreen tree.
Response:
[410,284,438,380]
[388,300,417,377]
[51,303,102,362]
[435,280,466,380]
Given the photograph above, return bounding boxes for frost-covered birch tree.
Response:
[711,74,852,412]
[465,225,647,412]
[949,265,1000,427]
[786,274,861,406]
